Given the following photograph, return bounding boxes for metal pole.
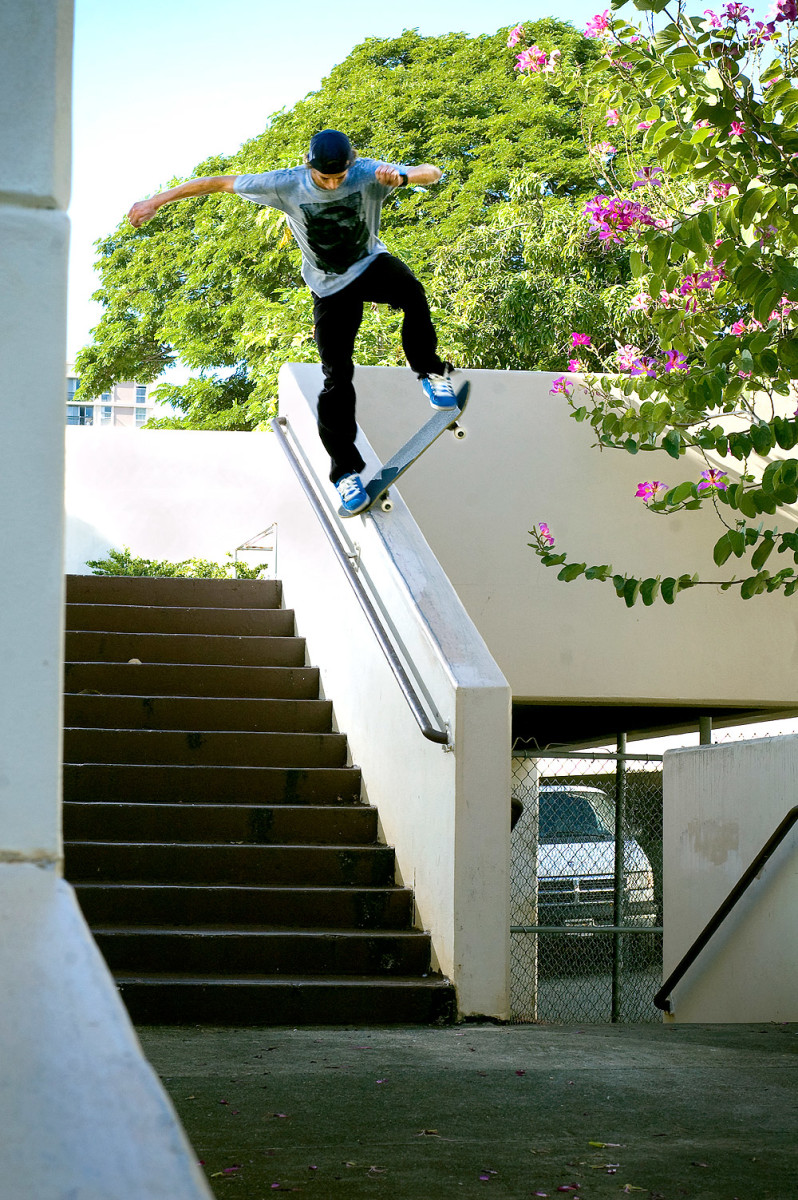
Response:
[699,716,713,745]
[611,731,627,1022]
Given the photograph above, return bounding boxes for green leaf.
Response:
[669,480,696,504]
[750,423,774,456]
[662,429,682,459]
[752,538,776,570]
[623,577,642,607]
[738,489,759,519]
[714,533,733,566]
[558,563,587,582]
[640,577,661,606]
[660,576,677,604]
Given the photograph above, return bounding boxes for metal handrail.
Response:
[654,805,798,1013]
[271,417,449,746]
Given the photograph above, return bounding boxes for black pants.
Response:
[312,254,447,483]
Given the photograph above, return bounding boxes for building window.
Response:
[100,406,113,425]
[135,385,147,403]
[67,377,81,401]
[135,407,148,427]
[101,392,111,402]
[67,404,94,426]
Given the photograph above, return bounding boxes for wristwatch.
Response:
[398,172,409,186]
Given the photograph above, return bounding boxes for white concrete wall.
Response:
[0,4,212,1194]
[273,365,511,1017]
[65,427,277,572]
[663,737,798,1021]
[347,366,798,709]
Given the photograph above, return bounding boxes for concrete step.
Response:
[66,603,295,637]
[66,575,282,609]
[64,694,333,733]
[64,631,307,667]
[92,927,433,977]
[63,802,378,844]
[65,841,397,886]
[64,728,348,768]
[63,764,363,804]
[75,884,416,929]
[64,662,321,699]
[113,974,457,1025]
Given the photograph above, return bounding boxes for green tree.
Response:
[76,23,624,429]
[513,2,798,603]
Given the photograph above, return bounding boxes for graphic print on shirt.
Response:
[300,192,370,275]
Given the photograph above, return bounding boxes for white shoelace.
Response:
[426,373,454,397]
[338,474,363,502]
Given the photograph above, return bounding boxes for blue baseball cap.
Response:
[307,129,355,174]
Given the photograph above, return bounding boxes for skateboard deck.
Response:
[339,382,470,518]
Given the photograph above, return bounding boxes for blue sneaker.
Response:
[336,472,369,514]
[421,372,458,410]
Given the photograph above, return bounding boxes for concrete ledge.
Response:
[0,0,73,209]
[0,863,212,1199]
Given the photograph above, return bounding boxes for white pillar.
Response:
[0,4,212,1194]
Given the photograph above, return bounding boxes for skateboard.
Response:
[338,382,470,518]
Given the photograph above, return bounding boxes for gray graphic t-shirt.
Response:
[234,159,403,296]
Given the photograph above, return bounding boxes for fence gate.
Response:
[511,740,663,1023]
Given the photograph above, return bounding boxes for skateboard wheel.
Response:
[452,423,467,440]
[380,497,393,512]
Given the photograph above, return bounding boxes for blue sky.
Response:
[68,0,605,361]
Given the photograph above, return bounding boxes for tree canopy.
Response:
[75,21,641,428]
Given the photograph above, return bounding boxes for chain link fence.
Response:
[511,747,663,1024]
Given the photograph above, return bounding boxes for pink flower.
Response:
[731,319,747,335]
[507,23,524,48]
[550,375,574,396]
[606,108,621,127]
[571,332,592,347]
[631,166,664,189]
[629,291,651,311]
[637,120,655,131]
[636,480,668,502]
[704,9,724,26]
[583,194,655,243]
[722,2,753,21]
[708,179,732,200]
[568,358,585,371]
[537,522,555,547]
[585,10,612,36]
[543,49,561,73]
[662,349,689,372]
[730,120,746,135]
[697,468,730,491]
[769,0,797,21]
[515,44,549,72]
[593,141,617,155]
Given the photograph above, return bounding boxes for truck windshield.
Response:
[539,791,613,841]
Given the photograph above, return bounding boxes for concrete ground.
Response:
[139,1022,797,1200]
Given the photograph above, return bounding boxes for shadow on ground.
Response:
[139,1022,798,1200]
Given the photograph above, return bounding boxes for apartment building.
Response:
[66,367,156,428]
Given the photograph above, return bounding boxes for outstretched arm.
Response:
[127,175,238,228]
[375,163,443,187]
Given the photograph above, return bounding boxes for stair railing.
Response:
[654,804,798,1014]
[271,416,449,745]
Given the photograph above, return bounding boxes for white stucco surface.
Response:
[0,4,213,1194]
[663,737,798,1021]
[344,365,798,709]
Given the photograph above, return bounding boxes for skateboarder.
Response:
[128,129,457,514]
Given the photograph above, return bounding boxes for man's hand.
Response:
[128,198,160,228]
[375,163,443,188]
[375,164,404,187]
[127,177,238,229]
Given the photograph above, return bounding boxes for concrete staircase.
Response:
[63,575,456,1025]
